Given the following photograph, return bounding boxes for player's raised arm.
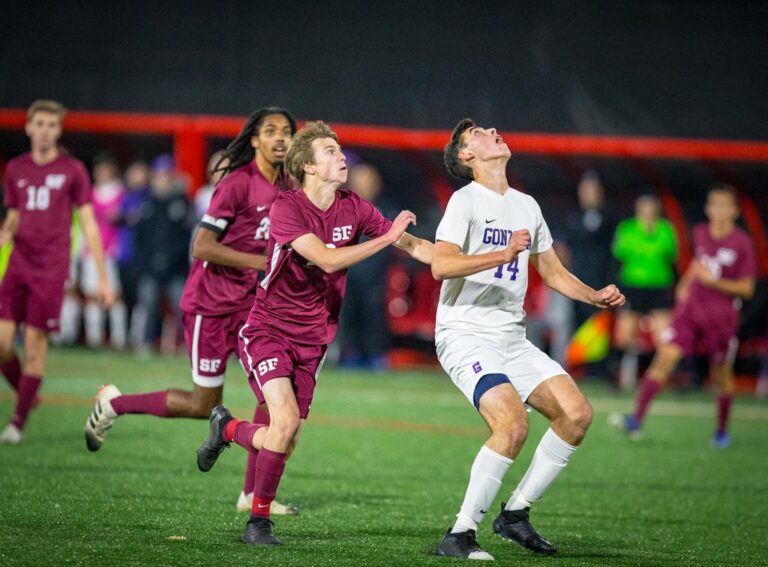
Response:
[0,209,19,246]
[78,203,114,307]
[291,210,416,274]
[432,229,530,280]
[191,225,267,270]
[531,246,625,309]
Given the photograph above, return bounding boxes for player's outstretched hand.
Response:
[591,284,625,309]
[502,229,531,262]
[385,210,417,244]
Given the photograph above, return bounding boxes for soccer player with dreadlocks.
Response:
[84,107,299,514]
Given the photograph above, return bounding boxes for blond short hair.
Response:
[27,99,67,122]
[284,121,338,184]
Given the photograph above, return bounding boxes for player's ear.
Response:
[250,135,260,150]
[457,147,475,163]
[303,162,316,177]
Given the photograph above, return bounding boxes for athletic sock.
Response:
[109,301,128,349]
[111,391,169,417]
[0,355,21,390]
[633,375,661,424]
[84,301,105,348]
[250,448,287,519]
[11,374,42,430]
[716,394,733,435]
[506,428,576,511]
[451,445,513,533]
[243,406,271,495]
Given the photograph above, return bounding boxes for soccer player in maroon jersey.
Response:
[84,107,299,513]
[195,121,434,545]
[612,184,757,447]
[0,99,113,444]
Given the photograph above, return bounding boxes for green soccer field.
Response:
[1,348,767,566]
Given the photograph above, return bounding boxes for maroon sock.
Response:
[243,406,271,494]
[716,394,733,434]
[250,448,286,519]
[233,422,264,455]
[111,391,169,417]
[0,356,21,390]
[633,376,661,423]
[11,374,42,430]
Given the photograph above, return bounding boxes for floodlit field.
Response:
[1,348,767,566]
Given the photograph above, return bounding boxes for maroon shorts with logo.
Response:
[0,267,65,333]
[182,307,251,388]
[237,323,327,419]
[661,301,738,365]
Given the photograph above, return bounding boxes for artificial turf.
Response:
[1,348,767,566]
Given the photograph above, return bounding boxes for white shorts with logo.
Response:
[436,329,566,407]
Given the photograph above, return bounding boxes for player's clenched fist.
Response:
[502,229,531,263]
[590,284,625,309]
[385,210,417,243]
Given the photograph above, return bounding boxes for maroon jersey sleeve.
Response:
[201,183,240,234]
[356,195,392,239]
[70,160,92,207]
[270,195,311,246]
[735,233,758,279]
[3,166,18,209]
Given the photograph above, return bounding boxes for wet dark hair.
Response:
[214,106,297,183]
[444,118,476,181]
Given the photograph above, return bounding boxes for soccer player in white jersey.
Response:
[433,119,625,560]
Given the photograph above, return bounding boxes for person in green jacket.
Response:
[612,194,678,388]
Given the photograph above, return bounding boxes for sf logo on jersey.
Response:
[332,225,352,243]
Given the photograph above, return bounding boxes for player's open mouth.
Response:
[273,145,286,156]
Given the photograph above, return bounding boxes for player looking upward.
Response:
[195,121,434,546]
[432,119,625,560]
[0,99,113,444]
[612,184,756,448]
[84,107,298,514]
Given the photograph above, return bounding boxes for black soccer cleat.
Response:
[436,528,494,560]
[196,405,233,472]
[241,517,282,546]
[493,504,556,555]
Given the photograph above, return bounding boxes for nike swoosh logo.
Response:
[257,503,270,508]
[480,509,488,514]
[485,219,496,224]
[257,206,267,212]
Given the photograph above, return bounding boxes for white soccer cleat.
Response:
[84,384,121,452]
[0,423,22,445]
[237,491,300,515]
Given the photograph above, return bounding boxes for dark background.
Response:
[2,1,766,139]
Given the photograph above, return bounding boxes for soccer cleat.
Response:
[608,413,642,441]
[84,384,122,452]
[237,491,300,515]
[241,517,282,545]
[436,528,494,560]
[711,431,730,449]
[0,423,22,445]
[493,505,556,555]
[196,405,233,472]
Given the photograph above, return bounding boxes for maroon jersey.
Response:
[3,152,91,281]
[684,224,757,313]
[180,162,289,315]
[244,188,392,345]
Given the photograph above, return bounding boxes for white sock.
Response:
[506,428,576,511]
[59,295,81,345]
[84,302,104,348]
[109,301,127,349]
[452,445,513,533]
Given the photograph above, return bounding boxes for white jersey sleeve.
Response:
[435,191,471,248]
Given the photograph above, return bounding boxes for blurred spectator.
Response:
[525,240,574,367]
[79,153,127,348]
[611,193,678,388]
[117,160,152,347]
[132,155,193,351]
[337,163,396,370]
[194,150,227,219]
[565,170,617,328]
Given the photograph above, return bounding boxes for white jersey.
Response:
[435,181,553,339]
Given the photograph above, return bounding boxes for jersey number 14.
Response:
[493,258,519,281]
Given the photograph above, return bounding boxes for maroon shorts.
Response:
[237,324,327,419]
[182,308,251,388]
[0,267,65,333]
[661,302,738,365]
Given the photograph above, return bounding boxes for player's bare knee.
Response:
[269,413,301,444]
[569,402,593,436]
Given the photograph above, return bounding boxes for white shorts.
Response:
[436,330,566,408]
[80,256,121,297]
